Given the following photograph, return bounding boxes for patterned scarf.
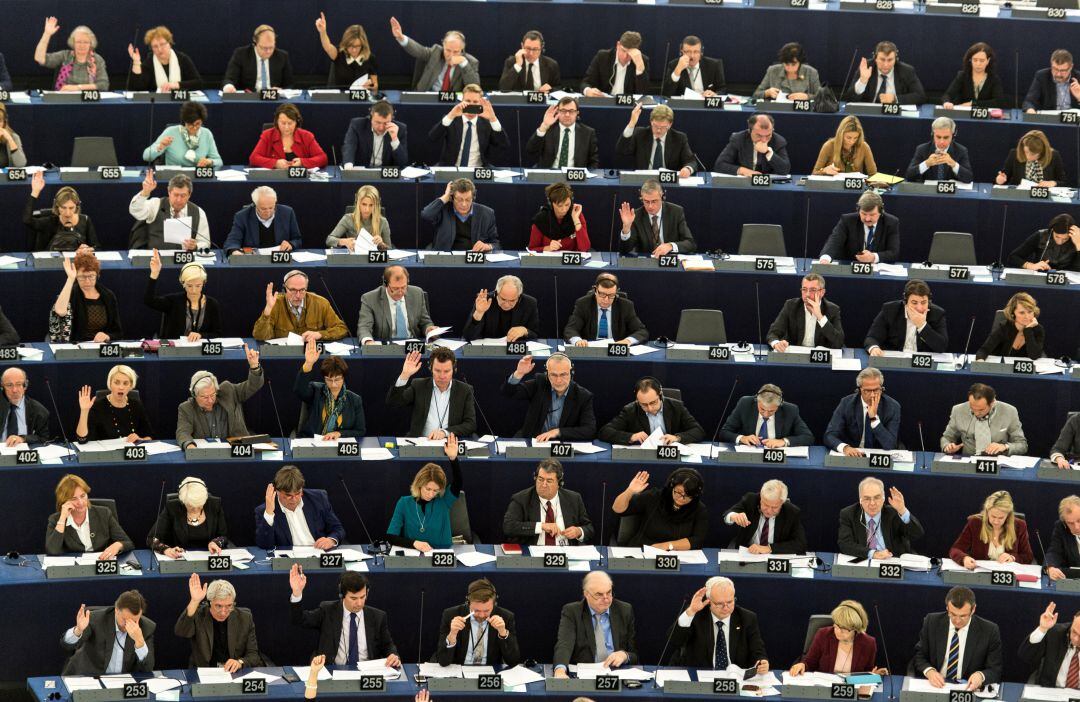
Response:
[320,382,346,434]
[55,51,97,91]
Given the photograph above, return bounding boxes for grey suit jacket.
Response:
[175,368,264,447]
[61,608,156,675]
[175,604,262,667]
[358,285,433,343]
[46,504,134,555]
[939,400,1027,456]
[402,38,480,91]
[752,63,821,99]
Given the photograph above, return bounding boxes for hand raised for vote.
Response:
[77,385,94,412]
[618,202,635,231]
[626,103,642,128]
[244,343,260,369]
[540,104,558,130]
[886,486,906,515]
[1039,602,1059,631]
[389,16,404,41]
[686,586,709,616]
[188,572,208,602]
[42,16,61,37]
[263,282,278,315]
[74,603,91,636]
[140,168,156,197]
[264,483,277,515]
[289,563,307,597]
[857,58,872,84]
[303,338,320,369]
[314,12,327,34]
[625,470,650,494]
[400,350,423,379]
[473,289,492,316]
[149,248,162,279]
[444,432,459,461]
[513,354,535,379]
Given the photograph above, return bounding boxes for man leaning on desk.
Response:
[718,384,814,448]
[723,479,808,554]
[553,571,637,677]
[837,476,923,559]
[61,590,155,675]
[254,466,345,551]
[563,273,649,347]
[864,279,948,356]
[940,383,1027,457]
[912,587,1002,691]
[766,274,844,352]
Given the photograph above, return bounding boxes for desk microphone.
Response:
[264,378,290,457]
[753,281,764,359]
[145,478,167,572]
[1035,529,1050,579]
[455,371,497,441]
[872,603,897,701]
[146,94,157,155]
[415,588,427,672]
[606,193,618,254]
[800,197,811,272]
[413,180,421,252]
[598,481,607,567]
[317,274,353,338]
[1013,51,1021,120]
[514,110,524,172]
[709,377,741,446]
[838,48,860,104]
[959,315,976,370]
[124,26,141,94]
[338,475,388,561]
[42,377,73,460]
[990,204,1007,270]
[658,42,672,98]
[331,145,339,173]
[916,420,928,471]
[552,273,560,340]
[655,594,689,678]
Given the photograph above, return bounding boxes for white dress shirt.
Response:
[538,125,577,168]
[902,308,923,352]
[422,381,454,437]
[927,622,970,679]
[263,497,316,547]
[515,61,541,89]
[336,604,368,665]
[534,494,567,546]
[612,62,630,95]
[68,514,93,551]
[440,115,503,168]
[1028,627,1078,687]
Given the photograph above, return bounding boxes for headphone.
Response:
[339,571,370,599]
[465,578,497,606]
[283,269,307,285]
[591,272,619,294]
[178,477,206,491]
[252,25,275,45]
[902,280,932,303]
[189,371,219,399]
[636,376,665,403]
[534,458,565,487]
[179,262,206,281]
[382,265,408,286]
[664,467,704,498]
[523,31,545,51]
[755,384,783,403]
[546,352,574,380]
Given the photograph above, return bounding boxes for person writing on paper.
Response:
[599,377,704,446]
[428,85,508,168]
[664,35,725,98]
[289,567,401,667]
[46,473,134,557]
[1018,603,1080,687]
[327,186,392,251]
[0,104,26,168]
[75,365,153,444]
[766,274,845,351]
[753,42,820,101]
[812,116,877,176]
[435,578,521,667]
[142,101,222,168]
[1022,49,1080,113]
[252,270,348,342]
[315,15,377,90]
[616,105,697,177]
[525,98,600,169]
[864,279,948,356]
[502,458,595,545]
[502,353,597,442]
[49,253,121,344]
[148,477,228,558]
[941,383,1027,457]
[25,174,98,252]
[249,103,328,170]
[462,275,539,342]
[618,179,697,256]
[223,186,303,255]
[127,26,201,92]
[824,367,901,456]
[294,340,365,440]
[129,171,211,251]
[34,18,109,91]
[837,477,924,559]
[256,466,345,551]
[390,19,479,92]
[175,347,264,448]
[422,178,500,252]
[671,577,768,671]
[563,273,649,347]
[995,130,1066,187]
[845,40,926,105]
[818,193,898,264]
[357,265,437,344]
[942,43,1008,109]
[903,117,974,184]
[949,490,1033,569]
[581,31,649,97]
[387,348,476,439]
[529,182,591,252]
[61,591,154,675]
[718,384,815,448]
[913,587,1003,690]
[553,571,638,676]
[723,479,808,554]
[714,113,791,176]
[176,576,263,671]
[1047,496,1080,579]
[612,467,708,550]
[222,25,293,93]
[1050,414,1080,470]
[341,101,409,170]
[498,30,560,93]
[145,255,222,341]
[974,292,1045,361]
[1,367,50,446]
[790,600,885,677]
[386,435,462,551]
[1008,213,1080,272]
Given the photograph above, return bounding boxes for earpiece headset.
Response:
[179,262,206,281]
[465,578,497,606]
[664,467,703,499]
[189,371,219,399]
[178,477,206,491]
[534,458,565,487]
[252,25,275,45]
[339,572,370,599]
[756,384,783,403]
[636,376,665,403]
[428,348,459,373]
[591,272,619,292]
[523,32,545,51]
[546,352,574,380]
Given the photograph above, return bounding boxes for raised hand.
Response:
[887,486,906,515]
[401,350,423,378]
[264,282,277,313]
[444,432,459,461]
[687,586,708,614]
[619,202,635,231]
[1041,602,1060,630]
[31,170,45,198]
[857,58,872,84]
[74,603,90,635]
[244,343,260,368]
[541,104,558,129]
[315,12,327,34]
[513,354,535,378]
[303,338,320,368]
[43,16,60,37]
[149,249,162,278]
[188,572,208,602]
[140,168,156,196]
[389,17,403,41]
[627,470,650,494]
[127,44,141,62]
[264,483,277,514]
[289,563,307,596]
[77,385,94,411]
[473,289,492,315]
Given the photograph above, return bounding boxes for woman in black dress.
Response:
[74,364,154,442]
[148,477,228,557]
[612,467,708,550]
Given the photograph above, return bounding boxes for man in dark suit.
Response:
[582,31,650,96]
[175,575,262,670]
[341,101,409,170]
[1018,603,1080,687]
[462,275,539,341]
[428,85,508,168]
[526,97,600,169]
[386,347,476,439]
[663,36,725,97]
[1051,414,1080,470]
[61,591,155,675]
[255,466,346,550]
[434,579,521,666]
[718,384,814,447]
[390,19,479,91]
[1045,495,1080,580]
[502,458,594,544]
[864,279,948,355]
[838,477,923,558]
[618,180,696,256]
[669,577,769,669]
[289,566,401,667]
[1022,49,1080,112]
[421,178,500,252]
[819,192,900,264]
[222,25,293,92]
[502,354,597,441]
[1,366,50,445]
[824,367,902,454]
[498,31,561,92]
[913,587,1002,690]
[904,117,974,183]
[357,266,436,344]
[599,377,705,445]
[563,273,649,346]
[553,571,637,676]
[723,480,808,554]
[223,186,302,256]
[714,114,791,176]
[845,41,926,105]
[766,273,845,351]
[616,105,697,176]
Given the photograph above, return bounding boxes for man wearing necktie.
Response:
[818,191,901,265]
[581,31,648,97]
[435,579,521,667]
[914,587,1002,691]
[718,384,815,448]
[941,383,1028,457]
[357,265,437,345]
[824,367,902,457]
[724,479,809,555]
[390,19,479,92]
[1019,603,1080,688]
[553,571,638,677]
[905,117,974,184]
[664,36,726,97]
[525,97,601,169]
[498,31,561,93]
[837,476,924,559]
[564,273,649,347]
[616,104,698,178]
[341,101,410,170]
[670,577,770,670]
[714,113,792,176]
[429,86,508,168]
[222,25,293,93]
[846,40,927,105]
[617,180,698,257]
[0,366,50,446]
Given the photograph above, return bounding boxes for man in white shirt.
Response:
[526,97,600,169]
[428,84,508,167]
[435,579,520,666]
[864,279,949,355]
[129,170,210,250]
[913,587,1002,690]
[222,25,293,93]
[1019,603,1080,688]
[501,459,594,545]
[498,31,560,93]
[61,591,155,675]
[254,466,345,550]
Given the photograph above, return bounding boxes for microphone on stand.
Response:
[655,594,689,682]
[413,588,428,683]
[916,420,928,471]
[317,274,353,337]
[338,475,388,562]
[264,378,290,457]
[872,603,897,701]
[709,377,741,450]
[145,479,167,573]
[42,378,74,461]
[598,481,607,567]
[958,315,977,370]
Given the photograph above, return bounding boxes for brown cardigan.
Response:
[812,139,878,176]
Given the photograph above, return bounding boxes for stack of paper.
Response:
[655,669,692,687]
[198,667,234,683]
[498,665,545,687]
[417,662,462,678]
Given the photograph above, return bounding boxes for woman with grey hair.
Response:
[148,477,229,557]
[34,17,109,90]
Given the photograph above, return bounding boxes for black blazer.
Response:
[127,51,202,91]
[61,608,156,675]
[1023,67,1080,111]
[581,49,650,94]
[175,604,262,668]
[838,503,925,557]
[616,127,697,173]
[820,212,901,263]
[718,396,815,447]
[599,397,705,444]
[291,600,397,661]
[563,293,648,344]
[912,612,1003,685]
[525,122,600,169]
[502,486,594,544]
[974,321,1045,360]
[766,297,845,349]
[722,493,807,553]
[342,117,410,169]
[222,46,293,91]
[864,300,948,352]
[619,202,696,255]
[143,278,223,339]
[1052,413,1080,461]
[428,117,509,167]
[2,396,50,444]
[386,377,477,438]
[669,606,766,668]
[999,150,1067,185]
[845,61,927,105]
[0,305,18,345]
[148,496,228,551]
[553,599,638,667]
[942,71,1008,108]
[462,293,540,341]
[904,141,974,183]
[434,604,521,666]
[1045,519,1080,569]
[714,130,791,175]
[1019,623,1074,687]
[500,375,597,441]
[59,285,123,344]
[663,56,725,96]
[1008,229,1080,271]
[498,55,561,91]
[46,503,135,555]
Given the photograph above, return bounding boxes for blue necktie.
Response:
[651,138,664,169]
[393,300,407,339]
[714,621,730,669]
[865,226,875,251]
[597,309,609,339]
[945,629,960,682]
[459,121,473,167]
[758,417,768,440]
[863,412,875,449]
[260,59,269,91]
[347,612,359,666]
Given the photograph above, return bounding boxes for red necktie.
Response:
[1067,651,1079,689]
[544,501,556,546]
[440,65,452,91]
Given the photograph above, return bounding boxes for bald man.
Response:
[669,577,769,670]
[553,571,637,676]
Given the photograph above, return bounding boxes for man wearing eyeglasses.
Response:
[837,476,923,559]
[766,273,845,352]
[462,275,539,342]
[252,270,348,342]
[525,97,599,169]
[913,587,1001,691]
[824,367,901,456]
[669,577,769,670]
[502,458,594,545]
[175,574,263,671]
[128,170,210,251]
[498,31,560,93]
[1,366,50,446]
[553,571,637,677]
[599,377,705,446]
[564,273,648,347]
[435,579,520,668]
[502,354,596,442]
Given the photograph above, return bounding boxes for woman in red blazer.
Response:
[949,489,1034,568]
[790,600,886,675]
[528,182,591,252]
[249,103,327,169]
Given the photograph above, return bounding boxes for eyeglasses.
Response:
[637,397,663,411]
[800,287,823,294]
[595,291,617,301]
[672,488,693,501]
[557,109,579,115]
[285,287,307,294]
[76,273,97,281]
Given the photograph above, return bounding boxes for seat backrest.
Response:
[91,497,118,519]
[928,231,976,265]
[450,490,473,543]
[676,309,727,344]
[663,388,683,402]
[262,122,274,132]
[71,137,118,167]
[990,309,1006,335]
[295,402,311,439]
[614,513,642,547]
[803,614,834,654]
[94,389,142,402]
[738,224,786,256]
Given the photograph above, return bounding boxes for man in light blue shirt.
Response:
[837,476,924,559]
[61,591,156,675]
